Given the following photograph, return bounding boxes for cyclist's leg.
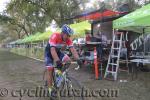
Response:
[46,66,54,88]
[44,55,54,93]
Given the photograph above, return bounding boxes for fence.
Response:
[9,41,46,60]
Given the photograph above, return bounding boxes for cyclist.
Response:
[44,24,82,95]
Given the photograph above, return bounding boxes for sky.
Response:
[0,0,10,13]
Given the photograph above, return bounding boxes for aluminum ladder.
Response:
[104,31,125,80]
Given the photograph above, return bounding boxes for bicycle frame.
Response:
[43,62,84,100]
[53,63,71,88]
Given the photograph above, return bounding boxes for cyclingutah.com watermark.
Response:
[0,86,119,98]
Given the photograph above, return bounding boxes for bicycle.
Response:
[43,62,84,100]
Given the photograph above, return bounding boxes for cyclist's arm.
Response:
[50,47,59,61]
[70,47,79,60]
[49,33,60,62]
[67,38,79,60]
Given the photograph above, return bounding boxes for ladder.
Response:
[104,30,126,80]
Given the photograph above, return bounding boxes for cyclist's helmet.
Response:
[61,24,74,36]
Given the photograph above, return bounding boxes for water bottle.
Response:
[55,69,63,87]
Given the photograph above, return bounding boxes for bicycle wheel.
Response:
[57,76,84,100]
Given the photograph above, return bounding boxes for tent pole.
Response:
[43,40,44,47]
[143,28,145,57]
[31,42,32,57]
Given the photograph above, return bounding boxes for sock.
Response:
[48,87,52,95]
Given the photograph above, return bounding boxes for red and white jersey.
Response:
[49,33,73,48]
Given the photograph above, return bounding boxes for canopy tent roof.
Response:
[13,21,90,44]
[20,32,42,43]
[35,31,52,41]
[14,39,22,44]
[74,9,122,21]
[79,10,119,20]
[9,40,18,45]
[113,4,150,34]
[70,20,91,38]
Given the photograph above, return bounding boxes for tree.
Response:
[2,0,83,39]
[1,0,149,44]
[6,0,49,36]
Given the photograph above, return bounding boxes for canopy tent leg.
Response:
[31,42,33,57]
[143,28,145,56]
[43,40,45,47]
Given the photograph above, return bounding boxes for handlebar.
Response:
[56,58,83,71]
[61,61,80,71]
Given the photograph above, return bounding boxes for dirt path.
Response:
[0,49,150,100]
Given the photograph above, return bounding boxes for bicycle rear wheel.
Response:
[57,76,84,100]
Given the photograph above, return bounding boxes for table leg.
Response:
[131,62,137,80]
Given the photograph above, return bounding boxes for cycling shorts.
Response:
[44,45,70,68]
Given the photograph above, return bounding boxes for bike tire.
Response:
[57,76,84,100]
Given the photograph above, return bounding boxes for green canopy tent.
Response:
[113,4,150,54]
[14,21,91,44]
[15,39,23,44]
[17,32,42,44]
[70,20,91,38]
[113,4,150,33]
[26,32,42,43]
[36,31,52,41]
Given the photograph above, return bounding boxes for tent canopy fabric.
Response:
[13,21,91,44]
[75,9,120,20]
[21,32,42,43]
[113,4,150,34]
[35,31,52,41]
[70,20,91,38]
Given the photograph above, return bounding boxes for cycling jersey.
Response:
[44,33,73,67]
[49,33,73,48]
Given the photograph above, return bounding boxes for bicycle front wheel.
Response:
[57,76,84,100]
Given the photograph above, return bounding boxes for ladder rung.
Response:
[112,48,119,50]
[106,71,116,74]
[111,55,118,58]
[114,40,121,42]
[109,63,117,66]
[119,60,128,63]
[104,33,125,81]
